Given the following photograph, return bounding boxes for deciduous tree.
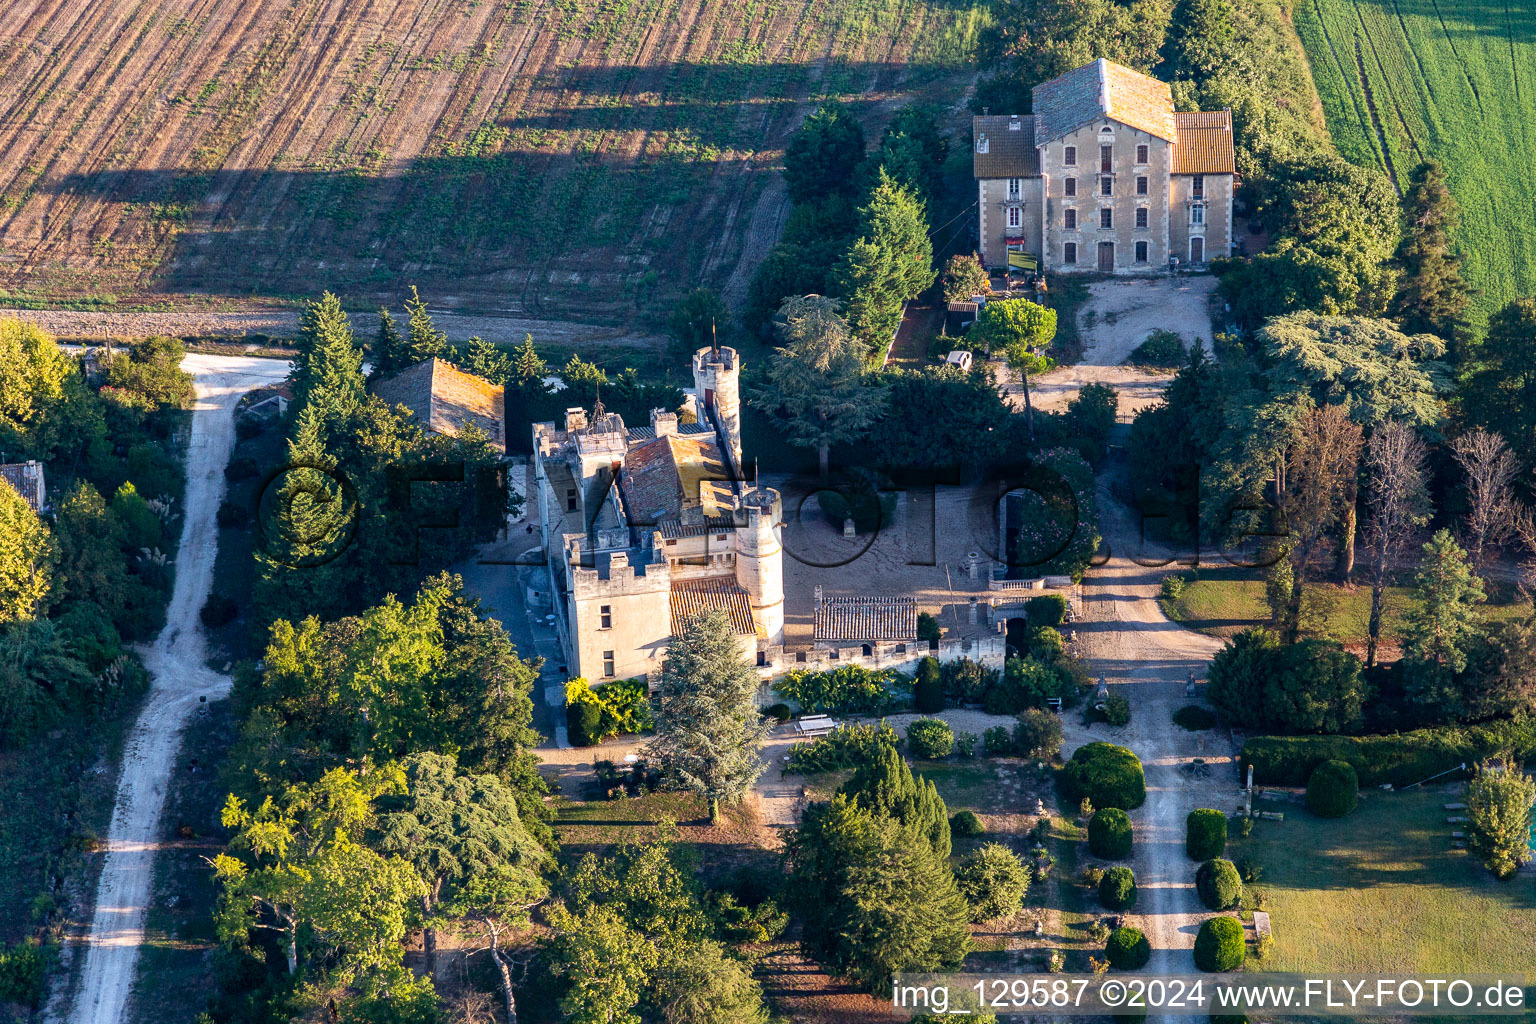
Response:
[0,479,52,624]
[1360,422,1431,665]
[1450,428,1523,573]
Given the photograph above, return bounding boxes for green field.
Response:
[1294,0,1536,326]
[1237,789,1536,973]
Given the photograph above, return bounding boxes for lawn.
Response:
[1294,0,1536,327]
[1159,565,1529,646]
[1233,788,1536,973]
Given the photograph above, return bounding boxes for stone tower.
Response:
[692,345,742,471]
[735,486,783,646]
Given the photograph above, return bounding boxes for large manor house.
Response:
[974,58,1236,275]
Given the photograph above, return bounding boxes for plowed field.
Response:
[0,0,983,322]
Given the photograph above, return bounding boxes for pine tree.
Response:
[646,608,770,823]
[1392,160,1472,345]
[509,334,548,387]
[1463,297,1536,471]
[370,307,406,380]
[1403,529,1486,675]
[460,336,511,384]
[403,285,448,364]
[840,742,951,859]
[293,292,366,436]
[834,238,902,353]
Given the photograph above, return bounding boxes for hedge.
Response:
[914,658,945,713]
[1239,719,1536,787]
[1026,593,1068,626]
[1305,760,1359,818]
[1098,866,1136,909]
[1195,858,1242,910]
[1060,742,1146,809]
[1088,807,1133,859]
[1194,916,1245,972]
[567,701,602,747]
[1105,926,1151,970]
[1186,809,1227,860]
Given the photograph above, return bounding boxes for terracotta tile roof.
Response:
[0,461,45,512]
[670,577,757,636]
[972,115,1039,178]
[626,422,713,441]
[372,358,506,447]
[620,433,728,524]
[814,596,918,642]
[656,518,736,539]
[1172,110,1235,173]
[1032,58,1176,143]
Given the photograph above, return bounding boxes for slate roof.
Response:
[972,115,1039,178]
[0,460,45,512]
[1032,58,1176,143]
[670,577,757,636]
[619,433,729,524]
[1171,110,1236,174]
[372,358,506,447]
[814,596,919,642]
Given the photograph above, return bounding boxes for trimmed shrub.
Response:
[1060,742,1146,809]
[1240,720,1536,787]
[763,703,792,724]
[1104,926,1151,969]
[1102,693,1131,727]
[954,731,979,758]
[200,594,238,629]
[1186,809,1228,860]
[1013,708,1063,759]
[1129,328,1185,366]
[1305,759,1359,818]
[1098,866,1136,909]
[914,657,945,713]
[567,701,602,747]
[951,810,986,837]
[906,717,954,759]
[955,843,1029,922]
[983,726,1013,757]
[1195,858,1242,910]
[1173,705,1216,730]
[775,664,906,715]
[786,721,898,773]
[1088,807,1133,859]
[1194,916,1245,972]
[1026,593,1068,626]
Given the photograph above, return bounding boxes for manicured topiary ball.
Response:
[1098,866,1137,909]
[1060,742,1146,809]
[951,809,986,837]
[1088,807,1134,859]
[1305,759,1359,818]
[1186,808,1228,860]
[1105,926,1151,969]
[1195,858,1243,910]
[1194,916,1246,971]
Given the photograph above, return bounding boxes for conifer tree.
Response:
[293,293,366,436]
[839,742,951,859]
[1403,528,1486,674]
[1462,297,1536,471]
[460,336,511,384]
[403,286,448,365]
[1392,160,1472,346]
[509,334,548,387]
[646,608,770,823]
[370,307,406,380]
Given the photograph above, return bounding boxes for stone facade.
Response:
[974,59,1236,276]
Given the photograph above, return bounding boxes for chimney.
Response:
[968,597,979,624]
[564,407,588,432]
[650,408,678,437]
[814,585,823,609]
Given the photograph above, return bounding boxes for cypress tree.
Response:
[840,742,951,859]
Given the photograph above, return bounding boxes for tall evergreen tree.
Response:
[834,169,934,352]
[1402,529,1487,715]
[834,238,902,352]
[839,742,951,859]
[1462,297,1536,473]
[460,336,511,384]
[292,292,366,435]
[370,307,406,380]
[403,285,449,365]
[783,103,866,204]
[1392,160,1472,346]
[508,334,548,387]
[646,608,770,823]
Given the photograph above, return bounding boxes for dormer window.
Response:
[976,133,989,155]
[1008,116,1022,131]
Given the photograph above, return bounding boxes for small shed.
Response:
[945,301,979,335]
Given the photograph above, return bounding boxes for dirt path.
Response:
[0,305,663,349]
[1060,463,1231,972]
[59,354,291,1024]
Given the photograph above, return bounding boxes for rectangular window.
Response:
[1191,204,1205,226]
[1007,177,1021,198]
[1192,175,1205,198]
[1135,240,1149,262]
[1136,143,1149,164]
[1007,205,1021,229]
[1064,177,1076,197]
[1135,207,1148,229]
[565,489,578,512]
[599,605,612,629]
[1100,207,1113,229]
[1064,208,1077,229]
[1064,145,1077,165]
[1100,144,1113,173]
[1100,176,1112,196]
[1136,175,1148,196]
[602,651,615,678]
[1064,242,1077,264]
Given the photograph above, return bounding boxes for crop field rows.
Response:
[0,0,985,321]
[1295,0,1536,327]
